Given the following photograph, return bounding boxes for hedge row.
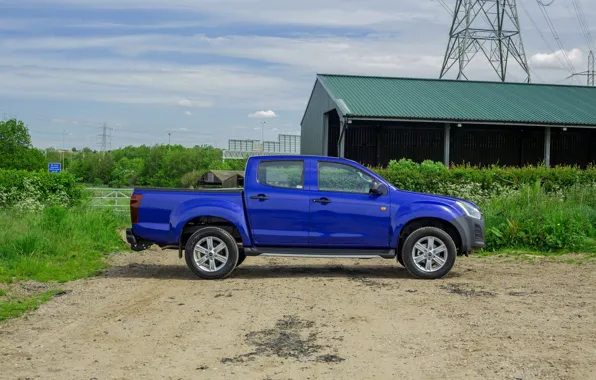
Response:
[373,160,596,205]
[0,170,84,211]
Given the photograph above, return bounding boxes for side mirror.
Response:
[370,182,388,196]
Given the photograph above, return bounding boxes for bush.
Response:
[181,170,206,188]
[0,169,85,211]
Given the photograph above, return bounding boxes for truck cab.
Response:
[126,155,485,280]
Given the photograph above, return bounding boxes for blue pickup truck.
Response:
[126,155,485,280]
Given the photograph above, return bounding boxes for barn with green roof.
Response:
[300,74,596,168]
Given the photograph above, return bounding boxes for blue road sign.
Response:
[48,163,62,173]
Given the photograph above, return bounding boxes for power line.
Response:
[569,0,596,53]
[535,0,583,84]
[519,0,565,66]
[434,0,453,16]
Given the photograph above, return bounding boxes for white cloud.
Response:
[179,127,188,131]
[184,111,192,116]
[530,49,584,69]
[270,127,280,132]
[232,125,248,129]
[178,99,192,107]
[248,110,278,118]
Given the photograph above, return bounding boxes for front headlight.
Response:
[456,201,482,219]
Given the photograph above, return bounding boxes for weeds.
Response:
[482,181,596,253]
[0,206,129,283]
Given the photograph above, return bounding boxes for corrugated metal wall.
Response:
[300,80,341,156]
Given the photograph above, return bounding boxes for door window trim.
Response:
[316,161,379,195]
[256,160,306,190]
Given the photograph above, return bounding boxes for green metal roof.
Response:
[317,74,596,126]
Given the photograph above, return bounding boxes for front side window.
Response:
[318,162,375,194]
[258,161,304,189]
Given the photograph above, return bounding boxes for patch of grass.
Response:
[0,206,129,283]
[481,182,596,253]
[0,290,61,321]
[0,288,6,297]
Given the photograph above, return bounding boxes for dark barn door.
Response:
[450,125,544,167]
[551,128,596,168]
[326,110,340,157]
[344,122,444,167]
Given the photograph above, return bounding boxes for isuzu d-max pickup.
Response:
[126,155,485,280]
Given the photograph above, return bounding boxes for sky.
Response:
[0,0,595,150]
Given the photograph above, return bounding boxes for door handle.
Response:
[250,194,269,201]
[313,198,332,204]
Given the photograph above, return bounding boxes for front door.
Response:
[245,159,310,246]
[309,161,391,248]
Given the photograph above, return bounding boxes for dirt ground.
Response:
[1,248,596,380]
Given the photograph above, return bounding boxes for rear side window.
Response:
[318,161,375,194]
[257,161,304,189]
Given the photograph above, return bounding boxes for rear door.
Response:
[245,159,310,246]
[309,160,391,248]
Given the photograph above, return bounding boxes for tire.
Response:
[184,227,239,280]
[401,227,456,280]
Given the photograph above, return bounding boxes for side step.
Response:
[244,247,396,259]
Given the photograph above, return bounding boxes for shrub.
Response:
[0,169,85,211]
[373,159,596,203]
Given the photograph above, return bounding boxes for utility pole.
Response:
[61,129,68,170]
[568,50,595,86]
[440,0,531,83]
[260,121,266,152]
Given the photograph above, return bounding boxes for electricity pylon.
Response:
[440,0,531,83]
[568,50,595,86]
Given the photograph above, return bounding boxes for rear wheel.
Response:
[401,227,456,280]
[184,227,239,280]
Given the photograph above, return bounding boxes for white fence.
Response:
[87,188,133,212]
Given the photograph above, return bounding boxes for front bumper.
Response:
[126,228,153,252]
[452,215,485,253]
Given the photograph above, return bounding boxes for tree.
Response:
[0,118,46,171]
[111,157,144,187]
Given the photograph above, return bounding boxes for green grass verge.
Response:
[0,206,129,321]
[0,206,129,283]
[0,290,61,322]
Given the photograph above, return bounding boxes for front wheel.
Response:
[401,227,456,280]
[184,227,239,280]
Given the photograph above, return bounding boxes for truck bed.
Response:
[132,187,245,246]
[134,187,243,193]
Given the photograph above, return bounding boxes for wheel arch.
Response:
[395,217,463,257]
[175,209,251,258]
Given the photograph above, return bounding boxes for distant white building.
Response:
[224,134,301,160]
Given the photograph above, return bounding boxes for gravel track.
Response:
[1,249,595,380]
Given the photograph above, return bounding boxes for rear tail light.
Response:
[130,194,143,224]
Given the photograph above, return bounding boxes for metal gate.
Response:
[87,188,133,212]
